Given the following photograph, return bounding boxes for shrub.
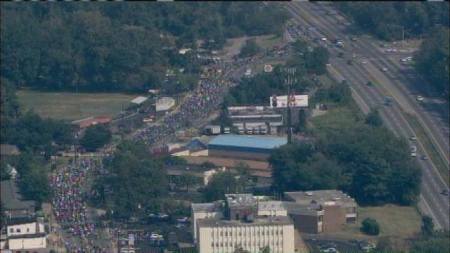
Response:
[361,217,380,235]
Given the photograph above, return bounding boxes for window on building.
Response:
[26,228,30,232]
[9,228,13,233]
[16,228,21,233]
[211,242,214,247]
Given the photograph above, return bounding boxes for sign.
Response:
[269,95,308,108]
[264,64,273,73]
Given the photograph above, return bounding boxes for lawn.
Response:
[17,90,137,121]
[343,205,421,239]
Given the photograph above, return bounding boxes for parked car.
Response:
[416,95,424,102]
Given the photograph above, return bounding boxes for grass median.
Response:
[404,113,449,185]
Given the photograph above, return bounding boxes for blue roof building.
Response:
[208,135,287,160]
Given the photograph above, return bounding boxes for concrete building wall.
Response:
[198,224,295,253]
[290,214,319,234]
[208,149,270,161]
[323,205,346,232]
[192,211,223,242]
[7,222,44,237]
[8,236,47,250]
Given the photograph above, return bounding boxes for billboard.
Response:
[269,94,308,108]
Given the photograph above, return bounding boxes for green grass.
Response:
[254,34,282,50]
[17,90,136,121]
[404,113,449,185]
[325,205,421,251]
[310,101,363,133]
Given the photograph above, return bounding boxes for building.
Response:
[1,218,48,252]
[130,96,148,105]
[192,194,295,253]
[0,144,20,156]
[284,190,357,233]
[1,180,36,219]
[208,135,287,161]
[227,106,283,135]
[155,97,176,112]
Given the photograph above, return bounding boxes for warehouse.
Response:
[208,134,287,161]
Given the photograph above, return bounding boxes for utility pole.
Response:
[283,67,296,144]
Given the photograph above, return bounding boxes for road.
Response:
[285,2,449,231]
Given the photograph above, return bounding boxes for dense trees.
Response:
[365,109,383,127]
[1,80,74,155]
[80,124,112,151]
[15,152,52,204]
[361,218,380,235]
[271,122,421,205]
[96,141,168,219]
[239,39,261,58]
[337,2,449,41]
[414,26,449,98]
[1,3,288,92]
[411,232,450,253]
[287,40,330,75]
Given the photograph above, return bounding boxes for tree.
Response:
[179,174,199,192]
[421,215,434,237]
[365,109,383,127]
[203,171,241,201]
[411,232,450,253]
[415,26,449,99]
[306,46,330,75]
[361,218,380,235]
[100,140,168,219]
[296,109,307,132]
[239,39,261,58]
[80,124,111,151]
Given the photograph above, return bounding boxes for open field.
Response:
[17,90,136,121]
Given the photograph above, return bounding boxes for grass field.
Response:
[254,34,283,49]
[17,90,136,121]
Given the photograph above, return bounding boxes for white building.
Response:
[7,221,45,237]
[197,216,295,253]
[155,97,176,112]
[192,194,295,253]
[2,219,48,252]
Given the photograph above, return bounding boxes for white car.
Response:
[416,95,424,102]
[321,37,328,41]
[381,67,388,72]
[150,233,163,240]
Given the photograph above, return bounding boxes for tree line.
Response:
[414,26,449,99]
[336,2,449,41]
[1,3,288,93]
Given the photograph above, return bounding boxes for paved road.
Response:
[285,2,449,231]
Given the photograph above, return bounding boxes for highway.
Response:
[285,2,449,230]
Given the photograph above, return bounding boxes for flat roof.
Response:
[192,202,223,213]
[284,190,357,208]
[208,135,287,150]
[197,216,293,228]
[131,96,148,104]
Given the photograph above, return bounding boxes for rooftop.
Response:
[0,144,20,156]
[1,180,36,211]
[130,96,148,105]
[197,215,293,228]
[284,190,357,208]
[208,135,287,150]
[192,202,223,213]
[225,194,257,208]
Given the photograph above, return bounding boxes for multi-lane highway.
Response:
[285,2,449,230]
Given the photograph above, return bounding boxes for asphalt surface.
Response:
[285,2,449,231]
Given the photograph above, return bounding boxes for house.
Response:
[2,218,48,252]
[0,144,20,156]
[1,180,36,219]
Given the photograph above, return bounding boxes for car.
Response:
[176,217,189,223]
[320,247,338,253]
[359,241,376,252]
[175,223,185,229]
[410,136,417,141]
[361,59,368,64]
[411,146,417,153]
[411,152,417,158]
[381,67,388,72]
[416,95,424,102]
[321,37,328,41]
[441,189,449,196]
[150,233,164,240]
[421,155,428,161]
